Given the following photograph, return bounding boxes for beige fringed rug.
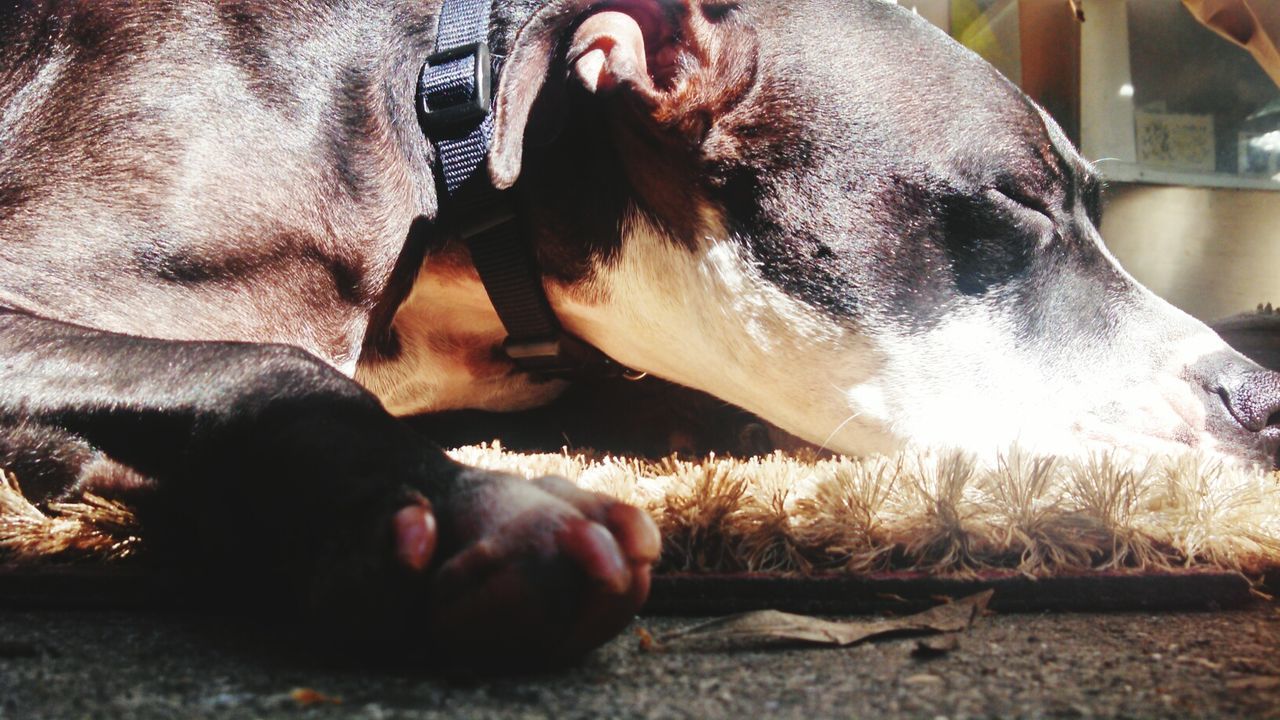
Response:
[4,444,1279,582]
[450,445,1280,579]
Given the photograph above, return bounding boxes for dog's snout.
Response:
[1216,369,1280,433]
[1188,350,1280,467]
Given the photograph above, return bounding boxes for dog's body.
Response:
[2,0,1279,664]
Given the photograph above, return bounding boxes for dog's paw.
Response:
[421,471,660,668]
[175,404,658,669]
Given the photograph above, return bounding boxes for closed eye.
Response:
[986,187,1056,245]
[941,189,1043,296]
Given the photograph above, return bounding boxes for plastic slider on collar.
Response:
[419,41,492,133]
[504,334,644,381]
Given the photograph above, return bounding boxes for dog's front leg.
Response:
[0,310,657,667]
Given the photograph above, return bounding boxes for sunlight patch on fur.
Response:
[553,212,891,455]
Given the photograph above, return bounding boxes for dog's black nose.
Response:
[1217,369,1280,433]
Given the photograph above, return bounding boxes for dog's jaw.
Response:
[551,209,898,455]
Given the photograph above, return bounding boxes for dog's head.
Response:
[380,0,1280,468]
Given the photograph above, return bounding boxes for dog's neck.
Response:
[356,0,620,413]
[355,247,567,415]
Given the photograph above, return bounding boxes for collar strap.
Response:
[418,0,636,380]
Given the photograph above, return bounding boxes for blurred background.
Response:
[895,0,1279,323]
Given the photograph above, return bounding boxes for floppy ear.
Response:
[488,0,757,189]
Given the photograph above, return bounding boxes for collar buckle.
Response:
[419,0,645,383]
[420,41,493,133]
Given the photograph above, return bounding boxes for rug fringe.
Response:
[0,471,143,564]
[3,445,1278,577]
[452,443,1280,577]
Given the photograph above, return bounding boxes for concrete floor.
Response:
[2,602,1280,719]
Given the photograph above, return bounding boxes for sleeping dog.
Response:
[2,0,1278,666]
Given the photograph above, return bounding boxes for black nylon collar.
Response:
[417,0,642,381]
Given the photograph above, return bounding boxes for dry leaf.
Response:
[657,590,993,649]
